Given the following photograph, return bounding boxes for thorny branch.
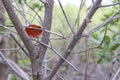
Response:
[47,0,102,80]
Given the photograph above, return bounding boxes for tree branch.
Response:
[31,0,54,79]
[9,34,29,57]
[1,0,35,56]
[1,0,52,80]
[89,9,120,34]
[0,51,30,80]
[36,40,80,72]
[58,0,75,35]
[99,2,120,7]
[47,0,102,80]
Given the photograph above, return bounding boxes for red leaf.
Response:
[25,24,42,38]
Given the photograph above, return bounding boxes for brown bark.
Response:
[1,0,54,80]
[32,0,54,79]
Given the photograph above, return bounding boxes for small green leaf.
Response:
[0,26,3,31]
[97,57,102,63]
[110,43,119,51]
[104,36,110,45]
[92,33,98,40]
[33,3,40,8]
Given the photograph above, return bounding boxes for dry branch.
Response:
[1,0,54,80]
[47,0,102,80]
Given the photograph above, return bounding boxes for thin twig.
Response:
[13,7,41,25]
[100,2,120,7]
[112,68,120,80]
[89,9,120,34]
[74,0,85,28]
[9,34,29,57]
[13,0,30,25]
[39,0,48,5]
[73,25,108,54]
[47,0,102,79]
[26,3,43,24]
[83,22,90,80]
[20,0,29,25]
[78,14,120,55]
[0,24,17,33]
[0,51,30,80]
[42,65,65,80]
[35,40,80,73]
[43,53,47,79]
[109,50,120,80]
[44,29,66,39]
[83,37,89,80]
[58,0,75,35]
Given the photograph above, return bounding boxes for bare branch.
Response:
[74,0,85,27]
[0,24,17,34]
[13,6,41,24]
[47,0,102,79]
[19,0,29,25]
[89,9,120,34]
[1,0,35,54]
[83,36,89,80]
[39,0,48,5]
[73,25,108,54]
[1,0,44,79]
[58,0,75,35]
[0,51,30,80]
[36,40,80,73]
[10,34,29,57]
[25,4,43,24]
[43,29,66,39]
[100,2,120,7]
[112,68,120,80]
